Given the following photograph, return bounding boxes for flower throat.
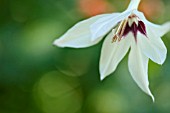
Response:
[112,14,147,42]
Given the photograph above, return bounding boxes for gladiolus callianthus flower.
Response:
[54,0,170,101]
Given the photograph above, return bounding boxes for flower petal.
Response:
[147,22,170,37]
[127,0,141,10]
[90,13,120,41]
[134,11,170,37]
[128,39,154,101]
[99,31,131,80]
[90,11,132,41]
[138,31,167,65]
[53,14,111,48]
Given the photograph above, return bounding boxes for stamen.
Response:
[119,19,128,40]
[112,35,118,43]
[115,20,125,35]
[112,19,128,42]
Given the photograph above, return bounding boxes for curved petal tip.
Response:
[100,74,105,81]
[151,94,155,102]
[148,90,155,102]
[53,39,65,48]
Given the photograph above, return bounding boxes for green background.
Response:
[0,0,170,113]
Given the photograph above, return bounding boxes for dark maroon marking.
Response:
[122,21,147,42]
[138,21,147,36]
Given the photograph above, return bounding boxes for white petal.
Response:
[127,0,141,10]
[138,31,167,65]
[128,39,154,101]
[99,31,131,80]
[147,22,170,37]
[90,11,132,41]
[53,14,110,48]
[90,13,120,41]
[134,11,170,37]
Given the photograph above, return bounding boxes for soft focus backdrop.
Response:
[0,0,170,113]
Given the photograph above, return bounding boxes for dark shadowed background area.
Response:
[0,0,170,113]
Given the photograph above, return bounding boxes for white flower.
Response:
[53,0,170,101]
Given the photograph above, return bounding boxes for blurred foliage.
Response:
[0,0,170,113]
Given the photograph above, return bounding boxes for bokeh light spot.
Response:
[34,71,83,113]
[85,89,128,113]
